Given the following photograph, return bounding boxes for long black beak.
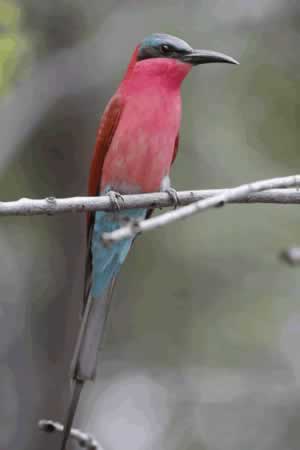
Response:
[183,49,239,65]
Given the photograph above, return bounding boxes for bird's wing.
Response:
[87,94,124,228]
[84,94,124,308]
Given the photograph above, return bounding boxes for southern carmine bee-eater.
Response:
[60,33,238,449]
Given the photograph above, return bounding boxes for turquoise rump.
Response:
[91,207,146,298]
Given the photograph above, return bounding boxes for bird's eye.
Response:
[160,44,171,54]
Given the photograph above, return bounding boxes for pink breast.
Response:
[101,87,181,193]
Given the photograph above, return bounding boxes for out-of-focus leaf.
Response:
[0,1,29,94]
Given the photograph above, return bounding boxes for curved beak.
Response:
[183,49,239,66]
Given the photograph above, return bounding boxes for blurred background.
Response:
[1,1,300,449]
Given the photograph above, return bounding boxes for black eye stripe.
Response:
[160,44,171,53]
[137,41,191,61]
[160,44,190,55]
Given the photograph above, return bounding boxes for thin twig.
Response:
[0,187,300,216]
[102,175,300,243]
[38,419,100,450]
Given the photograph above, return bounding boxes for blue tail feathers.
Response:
[91,208,146,298]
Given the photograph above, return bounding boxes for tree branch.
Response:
[0,186,300,217]
[102,175,300,243]
[38,420,100,450]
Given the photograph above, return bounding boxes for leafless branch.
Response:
[0,186,300,217]
[102,175,300,243]
[38,419,100,450]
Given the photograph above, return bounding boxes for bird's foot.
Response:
[38,419,99,449]
[165,188,180,209]
[108,190,124,211]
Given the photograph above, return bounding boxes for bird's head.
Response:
[123,33,238,86]
[138,33,239,66]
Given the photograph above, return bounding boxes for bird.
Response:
[60,33,238,450]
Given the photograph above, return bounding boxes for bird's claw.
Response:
[108,190,124,211]
[38,419,99,449]
[165,188,180,208]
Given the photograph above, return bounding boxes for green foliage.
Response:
[0,0,29,95]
